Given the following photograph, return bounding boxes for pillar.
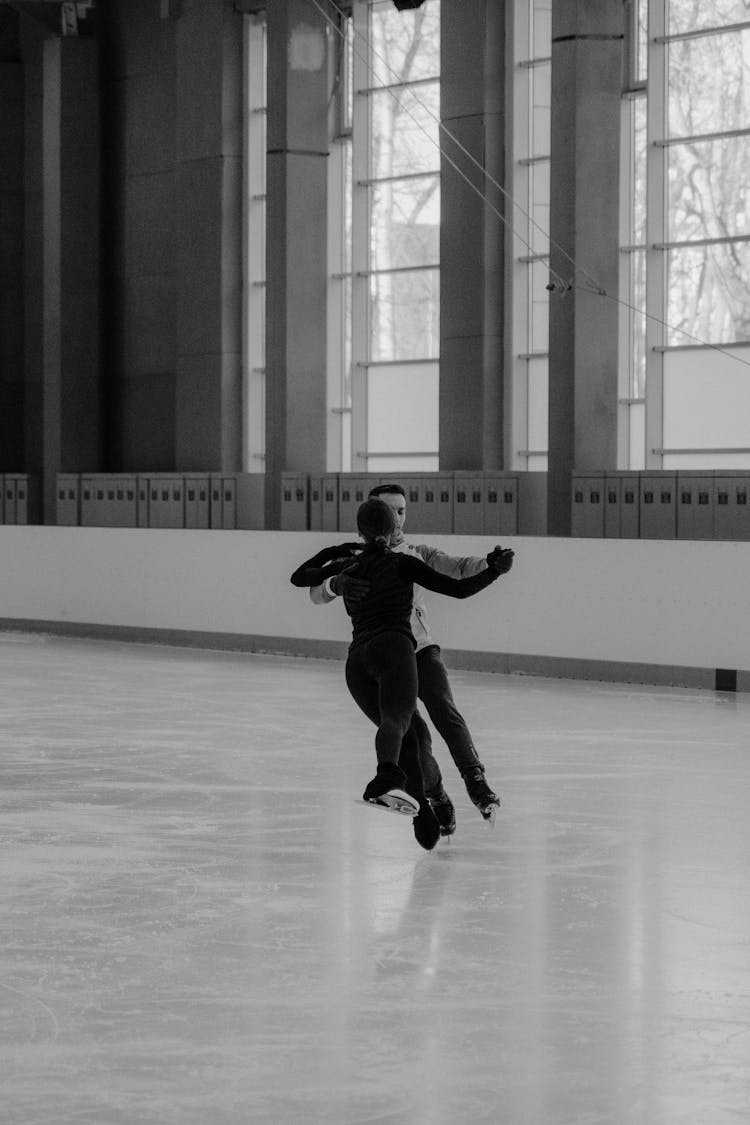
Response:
[42,36,101,522]
[264,0,329,528]
[174,0,244,470]
[0,50,24,470]
[547,0,625,534]
[439,0,506,469]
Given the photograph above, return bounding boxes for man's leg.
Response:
[417,645,500,821]
[410,709,441,793]
[411,708,456,836]
[416,645,483,774]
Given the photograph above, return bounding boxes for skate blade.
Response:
[482,804,498,828]
[357,789,420,817]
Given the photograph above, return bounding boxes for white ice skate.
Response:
[357,788,420,816]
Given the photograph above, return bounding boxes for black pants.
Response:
[412,645,483,786]
[344,632,441,797]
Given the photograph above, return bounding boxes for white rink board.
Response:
[1,527,748,677]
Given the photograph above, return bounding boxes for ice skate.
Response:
[463,766,500,826]
[359,763,420,817]
[426,784,456,836]
[413,804,441,850]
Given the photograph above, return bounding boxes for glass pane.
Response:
[344,140,352,275]
[636,0,648,83]
[531,62,551,156]
[344,15,353,130]
[668,30,750,138]
[668,0,749,36]
[342,409,352,472]
[368,454,439,472]
[530,260,550,353]
[370,268,439,361]
[370,176,440,271]
[366,362,438,456]
[668,136,750,242]
[532,0,552,57]
[527,356,548,452]
[663,346,750,454]
[628,402,646,469]
[667,242,750,345]
[370,82,440,179]
[530,161,550,255]
[344,274,352,403]
[632,95,647,245]
[664,451,750,467]
[627,249,647,399]
[369,0,440,88]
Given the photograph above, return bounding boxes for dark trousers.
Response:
[344,632,441,797]
[412,645,483,786]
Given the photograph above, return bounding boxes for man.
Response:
[310,483,514,834]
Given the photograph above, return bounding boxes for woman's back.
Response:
[344,547,414,649]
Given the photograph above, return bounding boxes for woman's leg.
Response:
[345,636,439,847]
[409,709,443,796]
[345,635,419,804]
[345,639,411,799]
[345,633,419,767]
[344,644,382,729]
[371,633,419,767]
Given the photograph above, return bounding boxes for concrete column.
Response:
[547,0,625,534]
[42,37,101,522]
[174,0,244,471]
[21,14,46,478]
[264,0,329,528]
[439,0,505,469]
[0,56,24,470]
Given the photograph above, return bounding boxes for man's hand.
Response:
[486,546,514,575]
[330,562,370,600]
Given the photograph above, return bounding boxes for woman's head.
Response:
[356,497,396,546]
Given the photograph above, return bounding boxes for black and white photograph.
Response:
[1,1,749,1121]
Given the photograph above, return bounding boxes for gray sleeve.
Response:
[309,576,338,604]
[413,543,488,578]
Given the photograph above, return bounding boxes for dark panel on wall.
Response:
[42,37,102,519]
[100,0,178,471]
[0,51,25,469]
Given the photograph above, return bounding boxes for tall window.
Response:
[509,0,551,472]
[243,14,267,471]
[621,0,750,469]
[329,0,441,472]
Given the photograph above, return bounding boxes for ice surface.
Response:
[1,635,749,1124]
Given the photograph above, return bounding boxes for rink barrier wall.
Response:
[0,527,748,692]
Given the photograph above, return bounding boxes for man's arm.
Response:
[309,560,370,603]
[412,542,489,578]
[396,553,502,599]
[309,576,338,604]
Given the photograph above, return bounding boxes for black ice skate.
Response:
[427,785,456,836]
[413,804,441,851]
[463,766,500,826]
[360,763,420,816]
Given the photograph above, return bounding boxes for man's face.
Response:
[376,491,406,534]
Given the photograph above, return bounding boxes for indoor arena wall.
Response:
[0,528,747,691]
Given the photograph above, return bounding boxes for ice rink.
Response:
[1,633,749,1124]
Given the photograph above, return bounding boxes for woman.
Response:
[290,498,513,851]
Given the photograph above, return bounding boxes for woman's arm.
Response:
[290,553,352,588]
[396,553,501,599]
